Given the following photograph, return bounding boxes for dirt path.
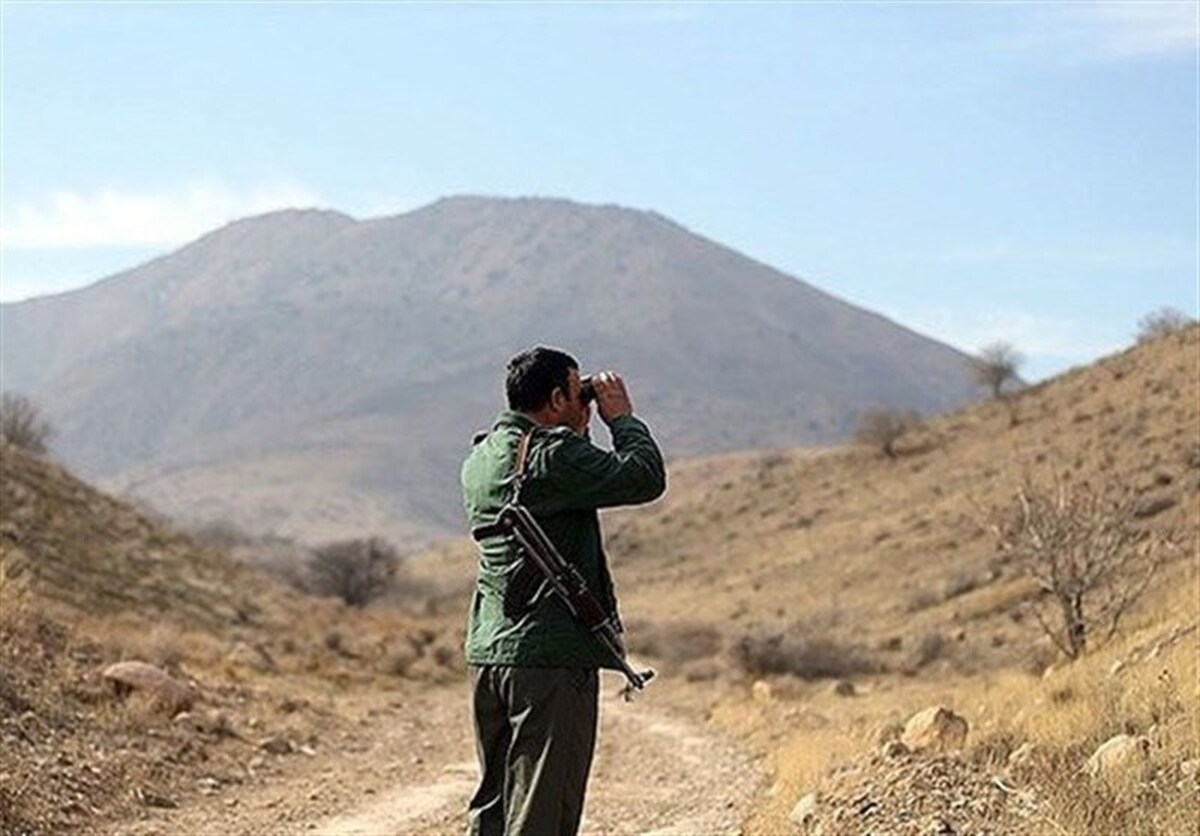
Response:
[111,674,761,836]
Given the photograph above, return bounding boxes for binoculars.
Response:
[579,375,596,405]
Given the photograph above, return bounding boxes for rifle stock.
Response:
[472,504,655,699]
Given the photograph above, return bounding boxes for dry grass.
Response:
[562,327,1197,835]
[624,618,724,664]
[730,629,880,680]
[734,563,1199,835]
[0,438,466,832]
[2,327,1195,831]
[0,554,34,629]
[970,573,1199,835]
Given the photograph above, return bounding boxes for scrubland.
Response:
[589,324,1196,834]
[1,325,1196,834]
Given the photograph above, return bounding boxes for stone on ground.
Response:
[101,660,197,714]
[900,706,968,753]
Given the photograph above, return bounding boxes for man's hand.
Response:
[591,371,633,424]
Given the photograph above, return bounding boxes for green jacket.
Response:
[461,410,666,669]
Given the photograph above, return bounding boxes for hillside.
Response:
[0,441,462,835]
[1,196,981,547]
[1,325,1194,835]
[0,440,760,835]
[613,324,1199,834]
[413,324,1199,834]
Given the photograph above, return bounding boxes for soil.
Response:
[108,674,762,836]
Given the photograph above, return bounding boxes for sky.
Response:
[1,1,1197,381]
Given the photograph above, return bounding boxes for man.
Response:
[461,346,666,836]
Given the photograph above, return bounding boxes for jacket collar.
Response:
[493,410,540,432]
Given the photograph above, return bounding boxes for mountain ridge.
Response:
[2,195,982,545]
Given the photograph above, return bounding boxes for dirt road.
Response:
[111,674,761,836]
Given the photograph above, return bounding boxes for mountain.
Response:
[1,196,981,546]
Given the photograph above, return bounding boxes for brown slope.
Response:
[592,326,1197,835]
[0,443,462,835]
[420,327,1195,664]
[604,326,1196,659]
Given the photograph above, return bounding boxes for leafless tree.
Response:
[854,408,922,459]
[307,537,401,608]
[987,474,1174,659]
[1136,306,1196,343]
[971,342,1023,399]
[0,392,55,454]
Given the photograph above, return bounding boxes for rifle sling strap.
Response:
[504,430,543,619]
[511,429,534,500]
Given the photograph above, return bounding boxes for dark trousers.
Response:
[467,665,599,836]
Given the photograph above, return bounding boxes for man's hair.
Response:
[506,346,579,412]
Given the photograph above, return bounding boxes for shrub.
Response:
[306,537,401,608]
[906,631,947,669]
[730,629,879,680]
[1136,306,1195,343]
[625,620,723,662]
[986,474,1177,659]
[970,342,1023,399]
[0,392,54,454]
[853,409,922,459]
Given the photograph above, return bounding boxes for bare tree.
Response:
[1136,306,1196,343]
[853,408,922,459]
[0,392,55,454]
[970,342,1023,399]
[987,475,1174,659]
[307,537,401,607]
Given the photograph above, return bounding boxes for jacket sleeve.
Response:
[539,415,666,511]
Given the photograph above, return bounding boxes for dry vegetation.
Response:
[1,325,1195,834]
[0,441,463,834]
[589,325,1196,834]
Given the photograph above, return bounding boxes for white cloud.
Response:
[1080,3,1198,59]
[999,2,1197,62]
[1,182,322,249]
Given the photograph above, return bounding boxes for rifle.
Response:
[472,503,655,700]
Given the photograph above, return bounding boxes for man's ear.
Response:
[549,386,567,413]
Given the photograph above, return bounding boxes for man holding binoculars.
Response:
[461,346,666,836]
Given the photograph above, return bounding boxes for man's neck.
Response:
[520,409,555,427]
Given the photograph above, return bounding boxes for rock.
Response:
[900,706,968,753]
[175,709,237,738]
[881,740,910,759]
[259,736,293,756]
[1133,495,1175,519]
[205,711,238,738]
[1109,659,1126,676]
[830,680,856,697]
[751,680,773,702]
[790,792,819,826]
[101,661,196,714]
[1084,734,1150,779]
[874,721,905,745]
